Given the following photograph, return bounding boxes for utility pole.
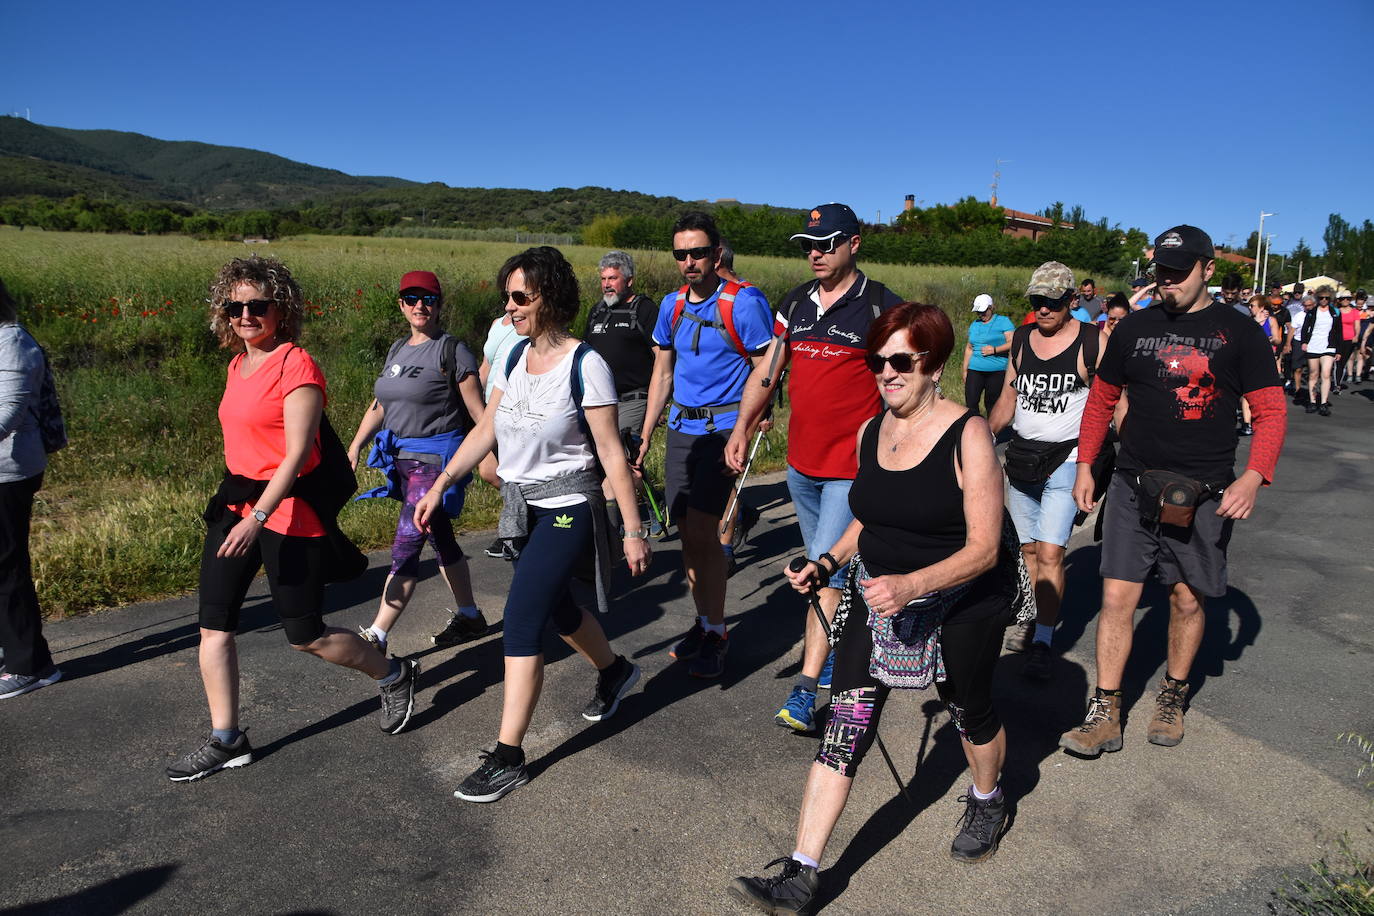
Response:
[1259,233,1276,293]
[1256,211,1276,282]
[990,159,1009,208]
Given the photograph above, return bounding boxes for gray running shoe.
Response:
[454,750,530,803]
[0,666,62,700]
[166,732,253,782]
[378,659,420,735]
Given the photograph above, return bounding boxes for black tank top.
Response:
[849,409,1005,622]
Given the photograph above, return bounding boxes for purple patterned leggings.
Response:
[390,459,465,577]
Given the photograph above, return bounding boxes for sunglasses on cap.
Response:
[500,289,540,306]
[1029,295,1071,312]
[222,299,272,318]
[796,235,849,256]
[400,293,440,307]
[671,245,716,262]
[865,351,928,374]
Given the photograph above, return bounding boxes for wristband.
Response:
[817,552,839,577]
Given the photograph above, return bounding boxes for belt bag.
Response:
[1004,437,1076,484]
[1136,470,1214,527]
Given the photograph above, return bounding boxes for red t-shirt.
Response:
[219,344,327,537]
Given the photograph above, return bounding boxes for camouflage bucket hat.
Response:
[1026,261,1075,298]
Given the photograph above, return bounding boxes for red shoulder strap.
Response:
[670,284,689,336]
[715,280,749,358]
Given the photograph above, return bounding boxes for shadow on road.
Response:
[0,864,178,916]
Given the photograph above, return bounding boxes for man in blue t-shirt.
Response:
[637,211,772,678]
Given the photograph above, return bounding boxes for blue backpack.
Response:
[504,339,601,468]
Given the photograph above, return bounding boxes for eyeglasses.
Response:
[501,289,540,306]
[1318,296,1331,301]
[1029,295,1071,312]
[672,245,716,262]
[222,299,273,318]
[400,293,440,307]
[796,235,849,256]
[865,351,928,374]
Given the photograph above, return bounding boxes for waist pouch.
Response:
[1134,470,1218,527]
[1004,437,1077,484]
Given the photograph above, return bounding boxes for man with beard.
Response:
[639,212,773,678]
[586,250,659,533]
[1220,273,1248,316]
[725,203,902,731]
[989,262,1099,683]
[1076,278,1105,322]
[1061,225,1287,758]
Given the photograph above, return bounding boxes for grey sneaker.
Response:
[378,659,420,735]
[358,626,386,656]
[728,857,819,915]
[165,732,253,782]
[454,750,530,803]
[0,666,62,700]
[432,609,489,647]
[951,791,1009,862]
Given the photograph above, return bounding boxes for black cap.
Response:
[791,203,861,241]
[1151,225,1214,270]
[1130,277,1149,287]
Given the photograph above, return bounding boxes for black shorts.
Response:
[1099,473,1233,598]
[664,428,737,519]
[198,514,329,645]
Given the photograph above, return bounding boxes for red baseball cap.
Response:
[399,270,441,296]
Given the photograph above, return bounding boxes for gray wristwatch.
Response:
[252,508,270,524]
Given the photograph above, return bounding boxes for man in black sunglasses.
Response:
[639,211,774,679]
[724,202,902,732]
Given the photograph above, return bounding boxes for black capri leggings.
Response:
[963,369,1006,417]
[502,501,597,657]
[198,513,329,646]
[816,602,1005,778]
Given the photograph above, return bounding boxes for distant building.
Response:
[1001,208,1074,241]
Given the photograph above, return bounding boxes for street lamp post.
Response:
[1256,211,1276,287]
[1259,233,1276,293]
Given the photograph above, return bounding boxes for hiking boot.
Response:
[432,609,489,647]
[670,620,707,660]
[774,686,817,732]
[0,666,62,700]
[688,631,728,678]
[951,791,1009,863]
[582,657,640,722]
[165,732,253,782]
[1003,621,1033,653]
[454,750,529,803]
[817,651,835,690]
[1022,642,1053,682]
[378,658,420,735]
[1059,691,1123,757]
[1147,678,1188,747]
[728,857,819,915]
[357,625,386,656]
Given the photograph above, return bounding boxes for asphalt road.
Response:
[2,393,1371,915]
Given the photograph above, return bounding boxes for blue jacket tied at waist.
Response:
[356,428,469,517]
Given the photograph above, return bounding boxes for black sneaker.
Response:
[688,631,728,679]
[1319,403,1332,416]
[951,791,1009,862]
[733,502,760,551]
[670,620,707,660]
[432,609,489,647]
[1305,403,1318,413]
[454,750,529,803]
[1003,621,1032,654]
[1239,422,1254,436]
[484,538,505,558]
[582,656,640,722]
[378,658,420,735]
[166,732,253,782]
[728,857,819,915]
[1022,642,1053,682]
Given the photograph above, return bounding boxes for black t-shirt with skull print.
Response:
[1097,302,1280,483]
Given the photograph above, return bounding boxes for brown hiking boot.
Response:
[1059,691,1123,757]
[1147,678,1188,747]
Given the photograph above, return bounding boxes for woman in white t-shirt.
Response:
[1300,290,1342,416]
[415,246,650,804]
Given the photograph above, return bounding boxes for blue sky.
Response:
[5,0,1371,254]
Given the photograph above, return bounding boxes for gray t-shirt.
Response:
[373,334,479,440]
[0,323,48,483]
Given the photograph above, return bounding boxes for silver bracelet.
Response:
[623,528,650,540]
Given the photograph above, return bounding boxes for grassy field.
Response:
[1,227,1081,616]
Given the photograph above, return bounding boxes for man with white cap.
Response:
[725,203,902,732]
[988,262,1100,681]
[962,293,1015,416]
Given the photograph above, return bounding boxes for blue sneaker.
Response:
[774,686,817,732]
[817,652,835,690]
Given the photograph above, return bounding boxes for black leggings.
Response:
[816,604,1005,778]
[0,474,51,676]
[964,370,1006,417]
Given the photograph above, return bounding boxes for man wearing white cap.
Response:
[962,293,1015,416]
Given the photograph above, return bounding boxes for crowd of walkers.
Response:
[1,206,1302,913]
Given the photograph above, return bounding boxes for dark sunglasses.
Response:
[672,245,716,261]
[1318,296,1331,301]
[865,351,928,374]
[400,293,440,307]
[500,289,540,306]
[796,235,849,256]
[1029,295,1071,312]
[222,299,272,318]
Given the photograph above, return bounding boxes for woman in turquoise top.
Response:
[961,294,1015,416]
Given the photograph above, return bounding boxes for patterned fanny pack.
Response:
[846,556,969,690]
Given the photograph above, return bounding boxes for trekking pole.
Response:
[788,557,911,803]
[719,424,765,537]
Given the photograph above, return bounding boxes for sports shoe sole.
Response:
[454,771,530,803]
[0,668,62,699]
[1057,735,1123,757]
[582,663,640,722]
[1147,732,1183,747]
[167,752,253,783]
[950,820,1009,864]
[774,709,814,732]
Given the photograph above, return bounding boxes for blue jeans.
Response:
[786,466,854,589]
[1006,458,1078,548]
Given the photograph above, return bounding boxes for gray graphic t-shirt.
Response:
[373,334,478,439]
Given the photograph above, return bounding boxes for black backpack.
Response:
[19,327,67,453]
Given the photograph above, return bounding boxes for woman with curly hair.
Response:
[166,256,418,783]
[415,246,651,803]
